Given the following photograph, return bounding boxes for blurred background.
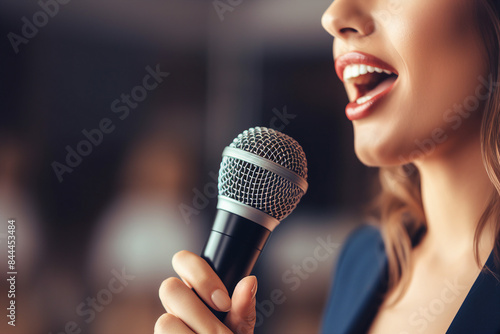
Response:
[0,0,378,333]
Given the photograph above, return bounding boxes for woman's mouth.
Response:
[335,52,399,121]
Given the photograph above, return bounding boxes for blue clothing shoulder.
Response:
[321,225,387,334]
[321,225,500,334]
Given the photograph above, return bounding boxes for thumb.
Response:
[224,276,258,334]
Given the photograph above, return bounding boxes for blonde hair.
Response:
[372,0,500,299]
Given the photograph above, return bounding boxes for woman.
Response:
[154,0,500,333]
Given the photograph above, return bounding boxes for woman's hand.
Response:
[154,250,257,334]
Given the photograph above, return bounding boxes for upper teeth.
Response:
[343,64,392,81]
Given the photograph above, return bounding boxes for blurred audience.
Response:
[0,136,47,333]
[86,112,203,334]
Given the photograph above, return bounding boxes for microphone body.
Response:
[197,127,308,321]
[202,209,271,294]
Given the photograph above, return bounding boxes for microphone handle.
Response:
[200,210,271,321]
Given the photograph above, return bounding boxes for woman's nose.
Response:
[321,0,375,41]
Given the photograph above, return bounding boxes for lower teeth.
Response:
[356,96,372,104]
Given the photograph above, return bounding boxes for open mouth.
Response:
[335,52,399,105]
[343,64,398,104]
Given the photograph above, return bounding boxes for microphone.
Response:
[200,126,308,320]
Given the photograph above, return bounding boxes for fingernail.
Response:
[211,289,231,312]
[251,277,258,300]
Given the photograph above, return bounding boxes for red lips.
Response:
[334,51,399,120]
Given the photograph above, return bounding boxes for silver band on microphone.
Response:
[222,147,308,194]
[216,195,280,231]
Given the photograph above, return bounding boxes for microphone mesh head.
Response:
[218,127,308,222]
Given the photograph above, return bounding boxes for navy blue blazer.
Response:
[321,225,500,334]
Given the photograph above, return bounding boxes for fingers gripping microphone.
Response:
[200,127,308,320]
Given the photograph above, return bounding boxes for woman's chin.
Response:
[355,153,386,167]
[354,143,405,168]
